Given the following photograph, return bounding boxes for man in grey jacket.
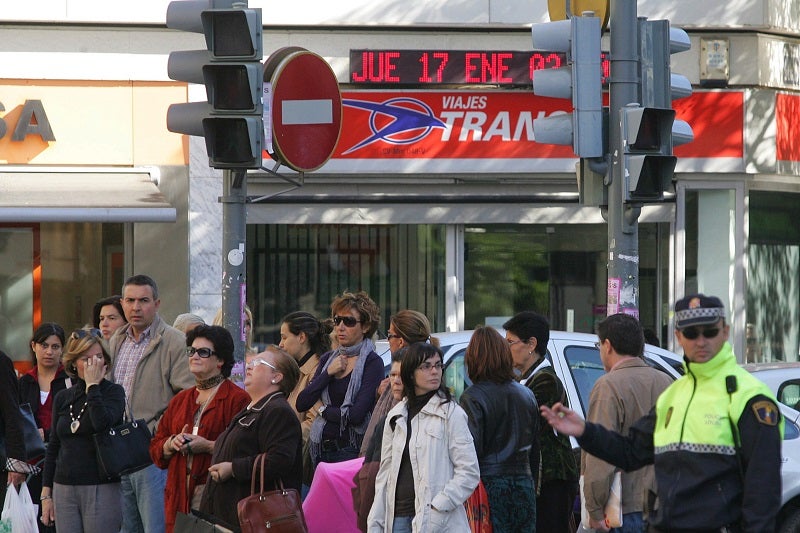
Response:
[582,314,671,532]
[109,274,194,533]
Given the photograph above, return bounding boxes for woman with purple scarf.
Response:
[297,291,384,467]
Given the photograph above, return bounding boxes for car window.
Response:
[642,353,680,379]
[443,349,471,402]
[778,381,800,411]
[562,345,606,412]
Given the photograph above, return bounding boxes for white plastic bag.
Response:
[1,482,39,533]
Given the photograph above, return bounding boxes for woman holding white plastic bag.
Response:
[1,480,38,533]
[0,348,39,533]
[40,328,125,532]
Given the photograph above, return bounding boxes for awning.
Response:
[0,169,176,222]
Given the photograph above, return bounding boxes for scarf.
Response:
[309,338,375,463]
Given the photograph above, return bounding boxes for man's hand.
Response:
[540,402,586,437]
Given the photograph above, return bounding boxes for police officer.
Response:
[541,294,783,532]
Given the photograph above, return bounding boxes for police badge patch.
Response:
[752,400,779,426]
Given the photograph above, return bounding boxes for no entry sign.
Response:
[263,47,343,172]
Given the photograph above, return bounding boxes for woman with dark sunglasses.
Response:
[40,327,126,532]
[148,325,250,533]
[296,290,385,467]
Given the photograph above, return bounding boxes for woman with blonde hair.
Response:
[40,328,126,532]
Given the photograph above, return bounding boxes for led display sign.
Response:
[350,49,610,86]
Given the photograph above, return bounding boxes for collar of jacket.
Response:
[684,342,736,381]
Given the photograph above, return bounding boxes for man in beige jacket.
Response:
[109,274,194,533]
[582,314,671,532]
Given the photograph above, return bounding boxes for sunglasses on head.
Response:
[71,328,102,341]
[186,346,216,358]
[333,315,361,328]
[681,327,720,340]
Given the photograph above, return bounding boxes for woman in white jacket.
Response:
[367,342,479,533]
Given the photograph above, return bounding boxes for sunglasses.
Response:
[186,346,217,358]
[71,328,102,341]
[246,358,278,371]
[681,327,721,340]
[333,315,361,328]
[386,333,402,340]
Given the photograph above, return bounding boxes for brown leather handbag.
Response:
[237,453,308,533]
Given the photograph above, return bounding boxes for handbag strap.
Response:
[249,453,290,496]
[250,453,265,496]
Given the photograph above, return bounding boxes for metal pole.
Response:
[607,0,641,317]
[221,168,247,365]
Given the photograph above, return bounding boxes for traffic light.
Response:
[621,104,677,202]
[638,19,694,147]
[531,13,603,158]
[166,0,264,169]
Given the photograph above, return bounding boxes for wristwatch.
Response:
[318,405,327,417]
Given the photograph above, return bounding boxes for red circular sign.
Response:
[264,48,342,172]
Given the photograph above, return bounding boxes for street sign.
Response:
[263,47,342,172]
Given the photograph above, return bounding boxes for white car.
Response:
[376,330,800,532]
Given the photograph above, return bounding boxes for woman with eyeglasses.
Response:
[18,322,70,533]
[149,324,249,533]
[367,342,479,532]
[503,311,578,533]
[459,326,540,533]
[361,310,439,457]
[40,327,126,532]
[296,291,385,467]
[200,346,303,530]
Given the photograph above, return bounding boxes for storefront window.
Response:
[247,224,446,345]
[0,223,123,370]
[747,191,800,362]
[464,223,667,341]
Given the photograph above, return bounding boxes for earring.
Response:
[529,351,533,355]
[271,379,277,384]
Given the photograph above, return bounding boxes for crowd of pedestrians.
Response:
[0,281,785,533]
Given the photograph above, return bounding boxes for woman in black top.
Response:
[40,328,125,532]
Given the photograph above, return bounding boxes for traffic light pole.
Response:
[221,168,247,362]
[606,0,641,317]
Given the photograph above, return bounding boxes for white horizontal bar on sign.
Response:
[281,100,333,125]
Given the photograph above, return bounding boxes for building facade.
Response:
[1,0,798,367]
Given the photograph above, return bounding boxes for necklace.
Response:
[196,373,225,390]
[69,399,88,433]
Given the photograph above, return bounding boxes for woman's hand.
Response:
[41,495,55,526]
[326,354,347,376]
[184,434,214,455]
[83,353,106,388]
[539,402,586,437]
[208,461,234,483]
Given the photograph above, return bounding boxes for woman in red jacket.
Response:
[149,324,250,533]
